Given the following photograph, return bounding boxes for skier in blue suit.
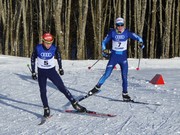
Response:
[31,33,86,117]
[87,17,144,101]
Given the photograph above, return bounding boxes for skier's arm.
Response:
[55,45,62,69]
[31,47,37,73]
[128,30,143,43]
[55,45,64,75]
[101,30,112,58]
[127,30,144,49]
[102,30,112,51]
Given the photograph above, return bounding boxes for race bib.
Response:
[37,57,55,69]
[112,40,127,51]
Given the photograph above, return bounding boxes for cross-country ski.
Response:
[109,99,161,106]
[65,110,116,118]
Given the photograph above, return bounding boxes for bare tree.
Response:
[175,0,180,56]
[149,0,157,58]
[53,0,64,58]
[90,0,110,58]
[128,0,132,58]
[22,0,29,57]
[1,0,10,55]
[113,0,121,20]
[38,0,43,43]
[64,0,72,59]
[145,0,152,58]
[76,0,88,59]
[162,0,173,58]
[13,0,22,56]
[29,1,34,56]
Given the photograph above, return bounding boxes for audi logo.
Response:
[40,52,52,57]
[115,35,125,40]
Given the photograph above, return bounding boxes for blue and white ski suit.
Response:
[31,44,76,108]
[97,29,143,93]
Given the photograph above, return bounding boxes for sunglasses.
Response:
[43,39,53,44]
[116,24,124,27]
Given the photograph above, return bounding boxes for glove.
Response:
[32,72,37,80]
[102,49,111,59]
[59,69,64,75]
[138,44,145,49]
[138,38,143,43]
[138,38,144,49]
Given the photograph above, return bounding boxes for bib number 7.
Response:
[118,42,121,47]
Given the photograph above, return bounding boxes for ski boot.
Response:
[43,107,50,118]
[72,101,87,112]
[122,93,132,101]
[88,85,101,96]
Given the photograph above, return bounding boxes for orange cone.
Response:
[149,74,165,85]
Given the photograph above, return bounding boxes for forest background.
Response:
[0,0,179,59]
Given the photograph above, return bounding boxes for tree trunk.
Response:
[29,1,34,56]
[128,0,132,58]
[4,0,9,55]
[134,0,138,58]
[149,0,157,58]
[22,0,28,57]
[171,0,175,57]
[123,0,126,21]
[146,0,151,58]
[162,0,173,58]
[0,0,5,53]
[9,0,14,55]
[12,1,22,56]
[39,0,43,43]
[159,0,163,58]
[64,0,72,59]
[53,0,64,58]
[175,0,180,56]
[113,0,121,20]
[43,0,47,31]
[76,0,88,59]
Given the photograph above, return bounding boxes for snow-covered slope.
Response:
[0,55,180,135]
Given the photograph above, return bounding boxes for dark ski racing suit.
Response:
[31,44,76,108]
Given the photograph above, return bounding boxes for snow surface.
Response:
[0,55,180,135]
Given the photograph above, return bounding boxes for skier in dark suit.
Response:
[31,33,86,117]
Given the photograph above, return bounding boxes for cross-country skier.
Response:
[87,17,144,101]
[31,33,86,117]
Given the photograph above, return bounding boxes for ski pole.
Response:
[136,45,144,70]
[136,55,141,70]
[88,57,101,70]
[27,64,32,73]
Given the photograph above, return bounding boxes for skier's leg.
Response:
[97,65,114,86]
[48,68,76,103]
[120,60,128,93]
[88,62,115,96]
[38,69,49,108]
[120,60,131,101]
[48,68,86,112]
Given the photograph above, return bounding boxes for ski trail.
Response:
[152,110,175,134]
[115,115,133,134]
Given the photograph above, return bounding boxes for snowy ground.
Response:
[0,55,180,135]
